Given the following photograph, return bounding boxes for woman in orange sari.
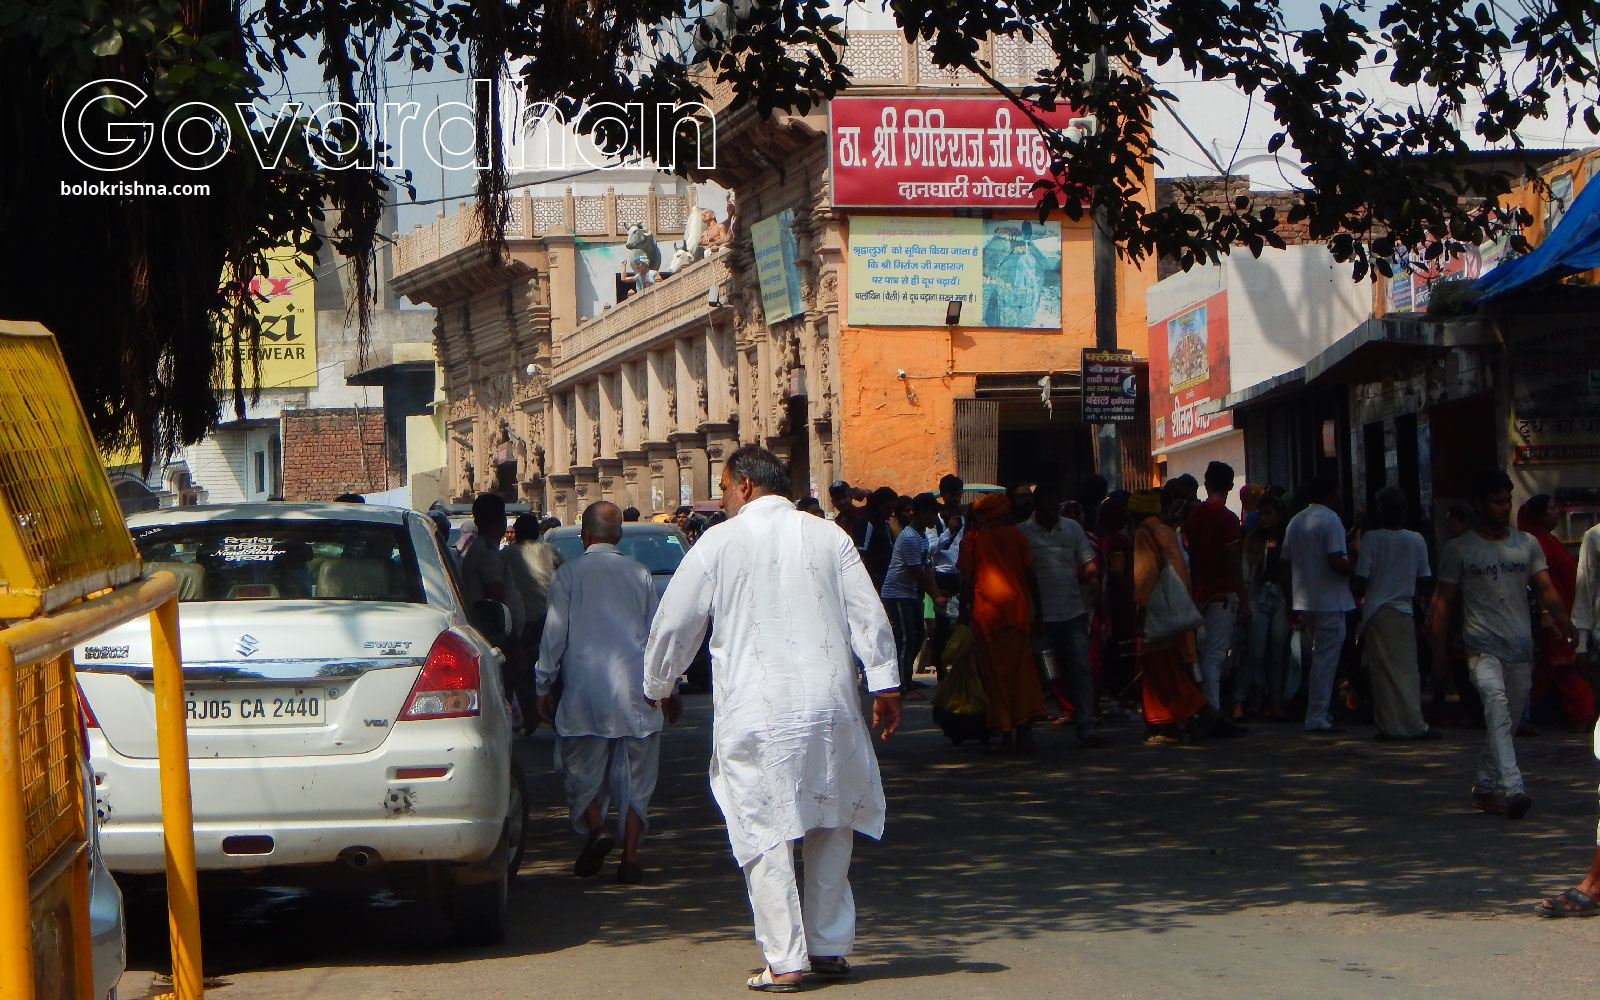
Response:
[1130,487,1246,743]
[958,493,1045,752]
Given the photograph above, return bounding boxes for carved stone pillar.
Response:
[617,449,648,511]
[670,431,709,505]
[700,421,739,500]
[595,457,623,504]
[571,465,599,516]
[645,441,680,513]
[547,473,575,525]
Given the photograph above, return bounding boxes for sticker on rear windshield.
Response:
[216,536,286,562]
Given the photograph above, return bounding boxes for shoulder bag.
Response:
[1140,525,1205,645]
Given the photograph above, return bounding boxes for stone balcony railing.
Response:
[698,30,1058,115]
[553,249,732,379]
[393,188,693,278]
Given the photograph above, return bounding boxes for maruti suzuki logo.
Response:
[235,634,260,657]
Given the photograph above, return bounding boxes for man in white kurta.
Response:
[644,445,901,992]
[538,501,667,885]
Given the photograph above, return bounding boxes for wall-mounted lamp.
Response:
[945,299,962,326]
[897,368,917,404]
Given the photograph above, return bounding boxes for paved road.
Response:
[119,695,1599,999]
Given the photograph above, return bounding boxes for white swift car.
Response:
[74,503,525,945]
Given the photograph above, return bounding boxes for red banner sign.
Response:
[829,97,1085,209]
[1148,290,1232,453]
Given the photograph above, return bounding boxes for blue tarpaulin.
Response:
[1473,174,1600,302]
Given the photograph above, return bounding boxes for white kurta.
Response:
[643,494,899,867]
[537,543,663,739]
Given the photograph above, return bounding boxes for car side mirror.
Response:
[469,599,513,647]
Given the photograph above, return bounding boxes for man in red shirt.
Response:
[1183,462,1251,709]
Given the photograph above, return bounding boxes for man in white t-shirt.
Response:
[1353,486,1435,740]
[1431,470,1574,820]
[1281,478,1354,733]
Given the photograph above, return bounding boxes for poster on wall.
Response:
[847,216,1062,328]
[830,97,1086,208]
[1081,349,1144,423]
[751,209,803,323]
[216,249,318,388]
[1147,291,1232,453]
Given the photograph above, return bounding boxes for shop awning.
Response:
[1474,174,1600,302]
[1221,314,1496,410]
[1220,367,1304,412]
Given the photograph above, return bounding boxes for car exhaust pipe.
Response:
[340,846,383,870]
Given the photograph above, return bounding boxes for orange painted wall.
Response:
[836,210,1157,493]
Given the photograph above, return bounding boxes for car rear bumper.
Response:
[90,721,508,874]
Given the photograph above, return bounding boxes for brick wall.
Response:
[281,407,396,501]
[1154,177,1320,280]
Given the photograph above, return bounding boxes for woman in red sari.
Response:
[1519,495,1594,728]
[958,493,1045,752]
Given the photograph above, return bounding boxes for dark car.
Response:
[542,522,712,690]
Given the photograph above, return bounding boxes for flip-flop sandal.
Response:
[1537,887,1600,917]
[747,968,805,992]
[574,835,615,878]
[809,956,851,979]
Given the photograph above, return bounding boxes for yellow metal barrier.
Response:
[0,320,201,1000]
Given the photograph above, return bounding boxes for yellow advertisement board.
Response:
[217,250,318,388]
[846,216,1062,328]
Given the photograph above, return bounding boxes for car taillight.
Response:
[74,681,96,758]
[399,631,481,721]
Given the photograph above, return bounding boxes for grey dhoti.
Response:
[555,734,661,838]
[1363,606,1429,738]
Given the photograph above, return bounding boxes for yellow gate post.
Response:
[151,594,202,1000]
[0,320,202,1000]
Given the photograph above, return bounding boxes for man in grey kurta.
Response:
[537,501,672,884]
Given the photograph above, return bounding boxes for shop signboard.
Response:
[751,209,803,323]
[830,97,1085,209]
[846,216,1062,328]
[1081,348,1142,423]
[1148,290,1231,453]
[1510,317,1600,464]
[216,249,318,388]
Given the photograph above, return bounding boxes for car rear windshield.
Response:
[132,520,426,603]
[547,532,686,574]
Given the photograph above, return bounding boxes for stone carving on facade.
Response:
[459,461,475,498]
[649,461,663,474]
[575,482,590,499]
[567,423,577,468]
[819,270,838,307]
[676,451,691,468]
[665,384,677,425]
[707,442,724,462]
[623,467,638,484]
[591,423,601,461]
[600,477,614,492]
[613,398,623,445]
[553,490,567,507]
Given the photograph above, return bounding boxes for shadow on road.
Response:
[123,692,1600,984]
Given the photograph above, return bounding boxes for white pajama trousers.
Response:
[742,826,856,975]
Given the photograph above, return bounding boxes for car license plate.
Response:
[184,688,326,727]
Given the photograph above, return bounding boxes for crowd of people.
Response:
[423,449,1600,975]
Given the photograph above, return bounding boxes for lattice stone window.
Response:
[574,197,607,235]
[656,195,690,234]
[916,44,982,86]
[991,36,1054,83]
[617,195,649,232]
[844,31,905,83]
[506,200,524,236]
[531,197,566,235]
